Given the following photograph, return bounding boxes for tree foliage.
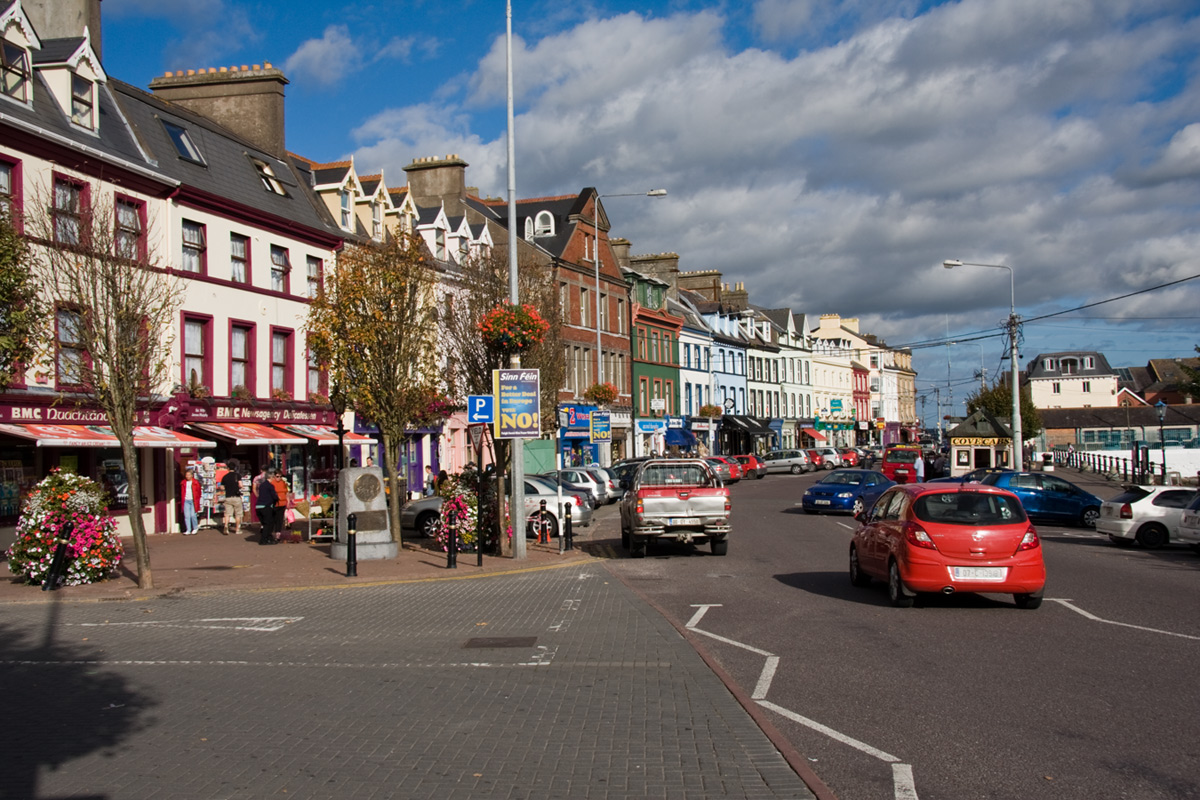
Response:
[29,193,184,590]
[306,233,441,543]
[0,214,47,390]
[1177,345,1200,401]
[965,378,1043,440]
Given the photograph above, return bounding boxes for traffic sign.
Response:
[467,395,494,424]
[468,423,487,455]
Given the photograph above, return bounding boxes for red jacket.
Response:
[179,478,201,508]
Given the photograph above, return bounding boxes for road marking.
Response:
[836,521,854,531]
[759,700,902,762]
[753,655,779,700]
[72,617,302,632]
[1049,599,1200,641]
[893,763,919,800]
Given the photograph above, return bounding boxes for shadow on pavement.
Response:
[774,570,1021,609]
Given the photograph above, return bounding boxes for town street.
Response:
[598,469,1200,800]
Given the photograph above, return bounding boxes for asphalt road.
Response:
[599,470,1200,800]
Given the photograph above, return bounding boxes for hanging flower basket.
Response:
[698,403,724,417]
[478,302,549,355]
[6,469,123,586]
[411,389,459,428]
[584,382,619,406]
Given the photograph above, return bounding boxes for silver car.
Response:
[552,468,609,507]
[761,449,811,474]
[400,478,592,538]
[1098,485,1198,549]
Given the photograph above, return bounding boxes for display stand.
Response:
[189,456,221,530]
[305,476,337,541]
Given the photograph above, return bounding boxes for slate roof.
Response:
[1026,351,1115,379]
[1040,405,1200,429]
[312,162,352,187]
[30,36,85,65]
[946,409,1012,439]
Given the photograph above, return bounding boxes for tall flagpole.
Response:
[506,0,526,558]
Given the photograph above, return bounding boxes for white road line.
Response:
[893,763,920,800]
[757,700,900,762]
[836,521,854,530]
[753,655,779,700]
[686,603,722,628]
[688,625,775,657]
[71,617,302,632]
[1049,599,1200,641]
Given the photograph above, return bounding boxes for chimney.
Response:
[631,252,681,297]
[149,64,289,156]
[722,281,749,312]
[609,237,632,269]
[404,155,469,215]
[23,0,102,57]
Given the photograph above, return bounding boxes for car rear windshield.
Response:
[912,492,1027,525]
[642,464,714,487]
[1109,488,1151,504]
[886,450,919,463]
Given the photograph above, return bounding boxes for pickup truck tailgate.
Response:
[640,487,729,522]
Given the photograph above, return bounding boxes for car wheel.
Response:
[621,525,630,549]
[416,512,439,538]
[527,512,558,540]
[852,497,865,516]
[711,537,728,556]
[790,464,801,475]
[1108,534,1135,547]
[1080,506,1100,528]
[825,462,836,470]
[888,560,914,608]
[1135,523,1169,549]
[630,537,646,558]
[1014,591,1043,609]
[849,546,871,587]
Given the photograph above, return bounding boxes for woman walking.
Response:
[180,468,201,535]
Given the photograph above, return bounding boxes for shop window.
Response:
[181,220,206,273]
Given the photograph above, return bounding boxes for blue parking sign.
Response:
[467,395,495,424]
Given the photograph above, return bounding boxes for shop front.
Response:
[946,410,1014,477]
[558,404,599,466]
[634,418,666,457]
[721,415,775,455]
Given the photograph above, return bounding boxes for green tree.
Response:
[306,233,440,543]
[0,214,47,390]
[1176,345,1200,400]
[965,379,1043,440]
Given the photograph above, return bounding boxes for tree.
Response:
[0,213,47,390]
[965,379,1043,440]
[1176,345,1200,401]
[306,233,440,544]
[29,193,184,590]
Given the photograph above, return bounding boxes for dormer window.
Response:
[523,216,533,241]
[2,41,30,103]
[252,158,287,196]
[70,73,94,128]
[340,189,351,229]
[372,201,382,240]
[534,210,554,236]
[162,120,204,165]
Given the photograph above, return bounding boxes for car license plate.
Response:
[670,517,701,525]
[814,499,831,505]
[951,566,1007,581]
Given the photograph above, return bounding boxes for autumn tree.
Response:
[306,232,440,543]
[0,213,47,390]
[29,190,184,590]
[1177,346,1200,401]
[965,379,1043,440]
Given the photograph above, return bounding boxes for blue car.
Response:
[927,467,1012,485]
[978,471,1104,528]
[801,469,894,515]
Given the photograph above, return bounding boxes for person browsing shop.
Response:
[180,468,201,535]
[220,458,243,536]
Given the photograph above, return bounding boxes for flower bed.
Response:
[6,470,123,586]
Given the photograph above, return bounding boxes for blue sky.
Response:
[101,0,1200,423]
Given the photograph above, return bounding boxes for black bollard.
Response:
[538,499,549,543]
[346,513,357,577]
[42,521,74,591]
[447,514,457,569]
[564,502,573,551]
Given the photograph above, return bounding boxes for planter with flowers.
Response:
[432,477,479,553]
[478,302,550,356]
[6,469,123,586]
[271,387,293,402]
[583,382,619,406]
[698,403,724,418]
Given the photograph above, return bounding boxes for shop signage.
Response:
[211,405,323,423]
[493,369,540,439]
[636,420,666,433]
[951,437,1012,447]
[590,411,611,442]
[561,405,594,429]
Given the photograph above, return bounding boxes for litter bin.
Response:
[1042,453,1054,472]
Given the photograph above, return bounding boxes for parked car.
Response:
[1174,493,1200,552]
[535,473,598,510]
[401,477,593,538]
[705,457,740,484]
[849,483,1046,608]
[549,467,610,507]
[927,467,1012,485]
[610,458,650,489]
[399,494,445,538]
[1097,485,1198,548]
[733,454,766,479]
[801,469,894,515]
[761,449,811,474]
[810,447,843,469]
[805,449,830,470]
[977,471,1104,528]
[582,465,620,504]
[880,444,925,482]
[839,448,860,467]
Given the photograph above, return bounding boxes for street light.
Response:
[592,189,667,382]
[1156,400,1167,483]
[943,259,1023,470]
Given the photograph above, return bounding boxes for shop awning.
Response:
[664,427,696,448]
[0,423,216,448]
[723,415,774,436]
[276,424,377,445]
[187,422,306,446]
[802,427,826,441]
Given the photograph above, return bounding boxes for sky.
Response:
[101,0,1200,424]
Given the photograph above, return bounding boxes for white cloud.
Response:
[285,25,362,88]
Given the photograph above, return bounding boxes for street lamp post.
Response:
[592,189,666,383]
[1156,400,1167,483]
[943,259,1023,471]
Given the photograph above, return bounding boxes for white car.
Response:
[1175,493,1200,552]
[1097,485,1198,549]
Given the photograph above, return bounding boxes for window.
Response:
[230,324,253,395]
[1084,356,1095,369]
[53,178,86,245]
[230,234,250,283]
[114,197,144,260]
[639,377,649,416]
[1052,382,1061,394]
[523,217,534,241]
[0,158,18,221]
[559,283,568,322]
[580,287,591,327]
[651,330,660,363]
[271,329,293,397]
[306,256,322,298]
[162,120,204,164]
[1,40,30,103]
[1082,381,1091,393]
[70,73,94,128]
[534,211,554,236]
[372,201,382,240]
[340,189,352,229]
[306,344,325,397]
[181,220,206,273]
[270,245,290,292]
[598,293,608,332]
[252,158,287,195]
[56,308,85,387]
[435,228,446,260]
[617,299,626,334]
[182,316,211,392]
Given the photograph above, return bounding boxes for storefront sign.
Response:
[636,420,666,433]
[211,405,324,423]
[493,369,541,439]
[951,437,1011,447]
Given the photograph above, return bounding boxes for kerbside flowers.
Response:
[7,470,123,586]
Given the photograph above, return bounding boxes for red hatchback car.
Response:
[733,454,766,479]
[849,484,1045,609]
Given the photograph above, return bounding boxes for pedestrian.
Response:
[436,469,449,494]
[220,458,242,535]
[913,451,926,482]
[253,464,278,545]
[365,456,374,467]
[180,467,201,534]
[269,468,290,542]
[424,465,435,496]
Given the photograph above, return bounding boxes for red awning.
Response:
[802,427,826,441]
[0,424,216,448]
[187,422,306,446]
[276,424,377,445]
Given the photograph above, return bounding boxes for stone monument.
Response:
[330,466,398,561]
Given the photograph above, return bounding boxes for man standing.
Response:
[253,464,278,545]
[913,450,926,482]
[220,458,243,536]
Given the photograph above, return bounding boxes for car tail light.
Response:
[1016,526,1040,552]
[904,522,937,550]
[573,494,585,507]
[1119,503,1132,519]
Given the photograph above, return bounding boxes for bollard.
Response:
[564,502,573,551]
[42,521,74,592]
[346,513,358,577]
[447,511,458,569]
[538,499,549,543]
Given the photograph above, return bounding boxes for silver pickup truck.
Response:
[618,458,731,558]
